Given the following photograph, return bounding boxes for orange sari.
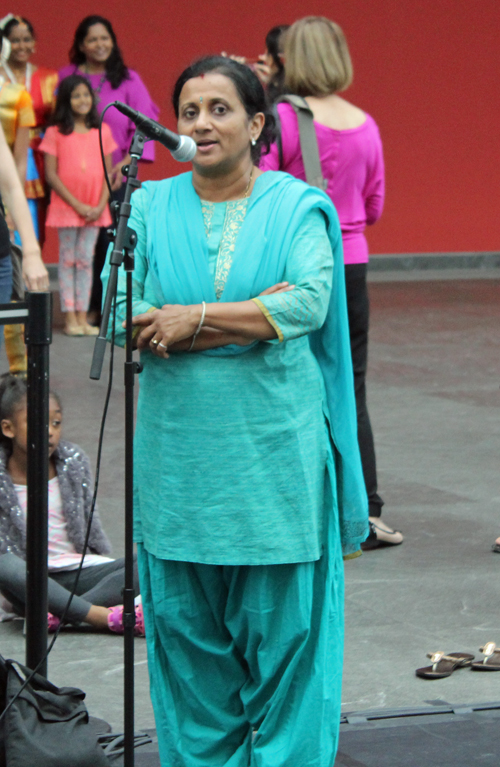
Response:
[28,66,57,197]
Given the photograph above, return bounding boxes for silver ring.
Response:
[151,339,159,345]
[158,342,167,350]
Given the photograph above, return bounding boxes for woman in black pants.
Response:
[260,16,403,549]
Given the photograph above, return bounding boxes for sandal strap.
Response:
[479,642,498,659]
[426,651,469,671]
[427,651,463,664]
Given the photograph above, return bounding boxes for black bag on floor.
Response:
[0,655,109,767]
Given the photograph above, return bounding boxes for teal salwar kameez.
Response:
[104,171,368,767]
[137,464,342,766]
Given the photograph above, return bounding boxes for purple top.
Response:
[260,104,385,264]
[58,65,159,166]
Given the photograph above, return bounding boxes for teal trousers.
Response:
[137,481,344,767]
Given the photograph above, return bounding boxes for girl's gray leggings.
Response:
[0,552,139,622]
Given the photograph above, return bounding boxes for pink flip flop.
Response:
[107,604,145,636]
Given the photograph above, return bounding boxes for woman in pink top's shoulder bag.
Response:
[261,16,403,550]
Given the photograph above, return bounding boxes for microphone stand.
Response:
[90,128,145,767]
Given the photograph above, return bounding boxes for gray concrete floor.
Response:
[0,277,499,733]
[342,279,500,714]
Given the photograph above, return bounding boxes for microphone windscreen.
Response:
[171,135,197,162]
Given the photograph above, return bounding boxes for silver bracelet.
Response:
[188,301,206,352]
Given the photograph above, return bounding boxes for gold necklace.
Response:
[243,168,254,198]
[197,167,254,203]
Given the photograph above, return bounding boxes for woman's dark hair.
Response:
[266,25,289,69]
[265,24,289,104]
[0,375,27,430]
[172,56,275,163]
[51,75,100,135]
[3,16,35,39]
[69,15,129,90]
[0,375,62,452]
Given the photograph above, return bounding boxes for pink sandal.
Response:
[107,604,145,636]
[47,612,61,633]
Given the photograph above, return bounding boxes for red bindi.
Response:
[199,73,205,78]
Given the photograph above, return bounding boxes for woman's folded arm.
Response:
[129,207,337,355]
[252,208,334,343]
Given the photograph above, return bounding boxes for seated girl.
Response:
[0,374,143,634]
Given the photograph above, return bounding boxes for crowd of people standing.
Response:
[0,12,402,543]
[0,12,158,336]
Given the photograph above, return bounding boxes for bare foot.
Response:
[64,324,84,336]
[64,310,84,336]
[84,605,110,630]
[76,310,99,336]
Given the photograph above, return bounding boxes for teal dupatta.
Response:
[143,170,368,553]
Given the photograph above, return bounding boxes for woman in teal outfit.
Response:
[104,56,368,767]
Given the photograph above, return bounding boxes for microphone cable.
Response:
[99,104,115,201]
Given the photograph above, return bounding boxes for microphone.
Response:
[112,101,197,162]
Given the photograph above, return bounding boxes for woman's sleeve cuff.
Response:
[252,298,284,342]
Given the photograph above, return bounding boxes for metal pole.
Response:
[123,268,136,767]
[25,290,52,676]
[91,130,145,767]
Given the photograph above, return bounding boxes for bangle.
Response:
[188,301,206,352]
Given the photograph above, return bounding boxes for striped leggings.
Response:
[58,226,99,312]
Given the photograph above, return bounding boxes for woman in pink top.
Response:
[59,15,159,324]
[40,74,116,336]
[261,17,402,549]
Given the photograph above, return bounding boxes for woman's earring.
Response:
[251,138,257,146]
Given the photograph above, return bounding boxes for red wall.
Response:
[21,0,500,260]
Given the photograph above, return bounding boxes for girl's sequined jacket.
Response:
[0,440,111,559]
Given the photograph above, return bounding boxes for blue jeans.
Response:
[0,255,13,355]
[0,255,13,304]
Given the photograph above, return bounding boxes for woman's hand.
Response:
[129,304,203,358]
[109,162,124,191]
[74,201,93,219]
[22,249,49,291]
[5,210,15,236]
[253,56,271,86]
[129,286,293,358]
[221,52,247,65]
[84,206,103,223]
[258,281,295,296]
[110,154,131,191]
[168,329,255,353]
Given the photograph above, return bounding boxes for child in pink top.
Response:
[40,74,117,336]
